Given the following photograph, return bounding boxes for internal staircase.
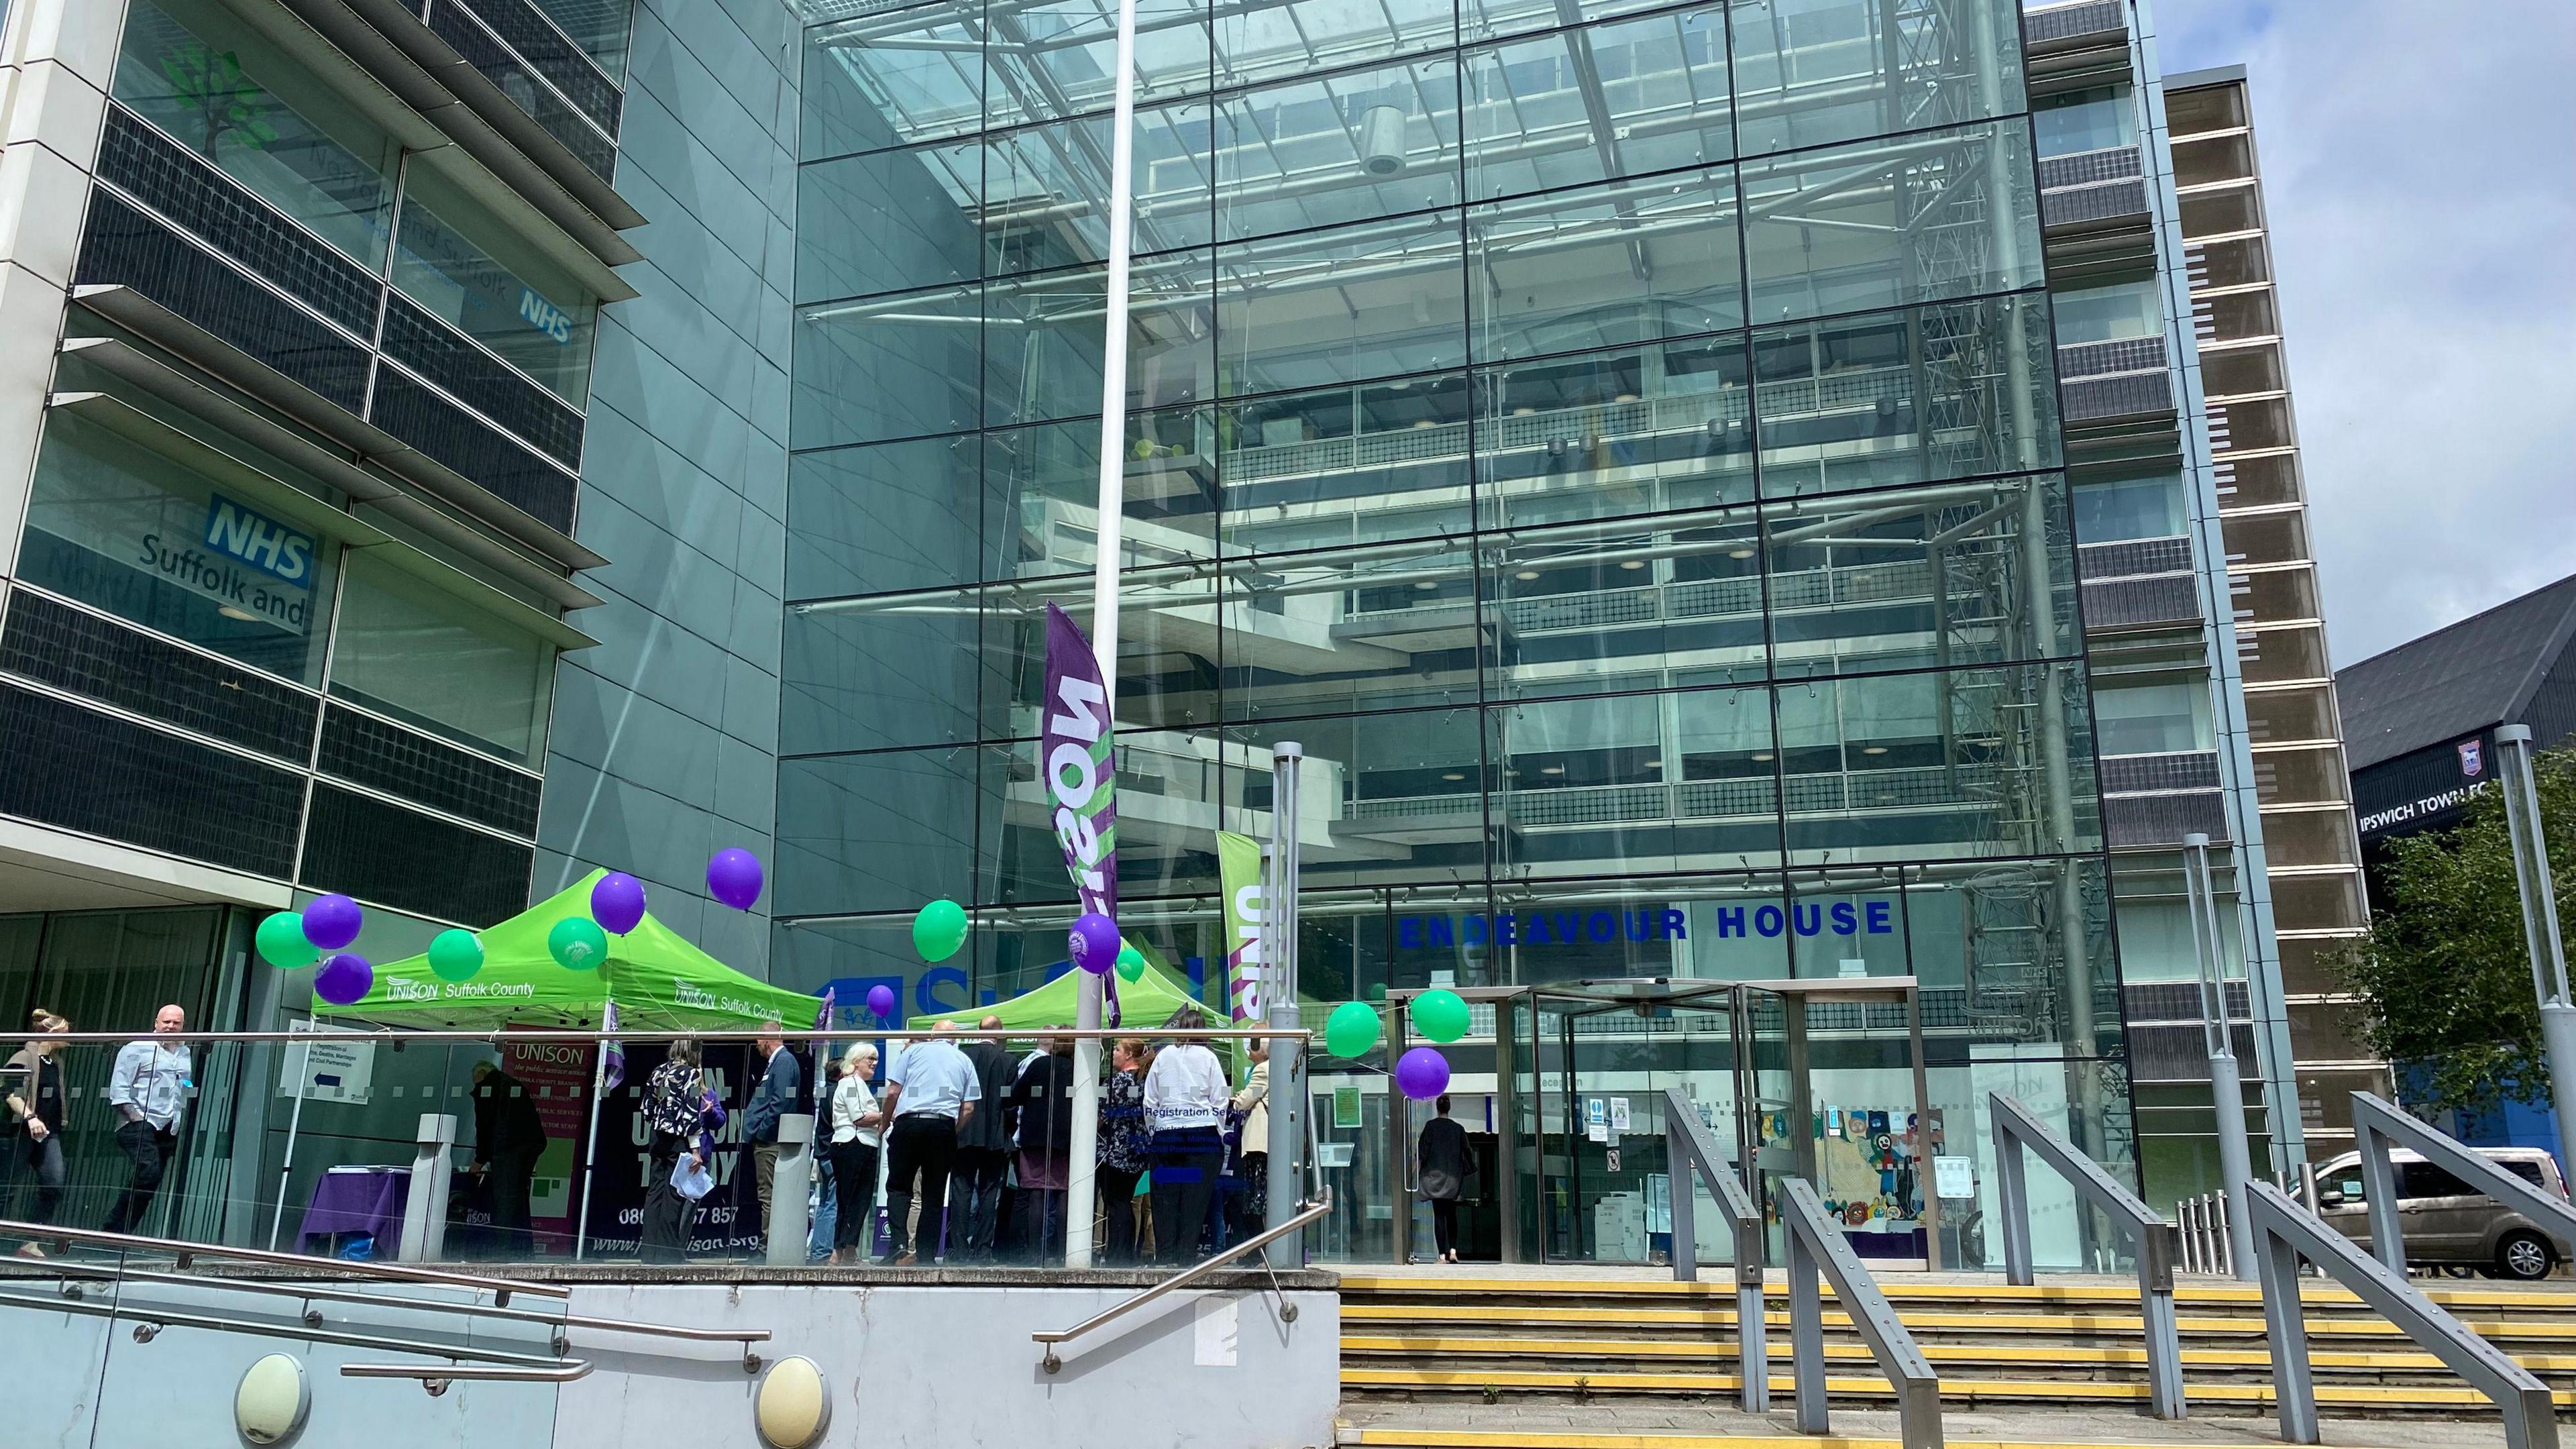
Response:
[1333,1269,2576,1447]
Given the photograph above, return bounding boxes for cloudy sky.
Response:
[2151,1,2576,667]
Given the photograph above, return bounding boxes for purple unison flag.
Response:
[600,1000,625,1093]
[1042,602,1122,1024]
[812,985,837,1064]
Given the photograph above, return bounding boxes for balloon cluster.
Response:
[258,895,375,1005]
[1318,989,1468,1100]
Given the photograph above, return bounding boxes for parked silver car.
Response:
[2314,1146,2567,1280]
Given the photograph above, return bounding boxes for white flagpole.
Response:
[1066,0,1140,1271]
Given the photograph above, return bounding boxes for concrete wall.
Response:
[534,0,799,973]
[555,1283,1342,1449]
[6,1276,1339,1449]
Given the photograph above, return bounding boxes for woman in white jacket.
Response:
[1142,1010,1229,1264]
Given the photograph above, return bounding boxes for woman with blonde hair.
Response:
[827,1042,884,1265]
[4,1010,71,1256]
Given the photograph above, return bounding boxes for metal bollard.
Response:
[766,1114,816,1267]
[398,1114,458,1263]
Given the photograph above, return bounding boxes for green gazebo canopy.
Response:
[906,957,1210,1032]
[318,870,824,1031]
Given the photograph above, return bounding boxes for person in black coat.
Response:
[1416,1095,1474,1265]
[472,1061,549,1257]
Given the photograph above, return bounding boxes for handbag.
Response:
[671,1154,716,1202]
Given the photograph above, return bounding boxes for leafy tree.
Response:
[161,44,276,163]
[2330,745,2576,1116]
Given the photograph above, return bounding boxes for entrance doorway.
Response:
[1378,977,1940,1269]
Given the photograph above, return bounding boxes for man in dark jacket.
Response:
[951,1016,1015,1262]
[1006,1037,1078,1264]
[745,1022,802,1240]
[471,1060,547,1257]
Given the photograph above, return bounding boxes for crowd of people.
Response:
[3,1000,1297,1271]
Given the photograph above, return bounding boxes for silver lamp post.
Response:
[1063,0,1142,1270]
[2184,832,2257,1279]
[2493,725,2576,1177]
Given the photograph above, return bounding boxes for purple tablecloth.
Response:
[297,1167,411,1251]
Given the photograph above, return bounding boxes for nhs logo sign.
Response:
[203,495,315,584]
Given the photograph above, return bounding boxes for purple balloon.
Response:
[591,871,647,934]
[1068,912,1120,974]
[302,894,364,951]
[866,985,897,1020]
[315,952,374,1006]
[1395,1046,1450,1102]
[706,848,764,911]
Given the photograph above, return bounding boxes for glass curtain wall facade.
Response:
[777,0,2135,1254]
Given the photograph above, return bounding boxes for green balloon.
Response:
[256,912,319,970]
[1411,987,1470,1044]
[1325,1000,1383,1059]
[1114,945,1146,983]
[912,899,969,962]
[548,916,608,971]
[428,928,484,983]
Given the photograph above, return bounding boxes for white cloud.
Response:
[2153,1,2576,665]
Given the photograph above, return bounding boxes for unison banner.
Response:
[1219,830,1264,1023]
[1042,602,1119,918]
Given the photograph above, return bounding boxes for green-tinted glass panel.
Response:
[1476,336,1756,531]
[20,410,339,686]
[1469,167,1743,363]
[1726,0,2025,156]
[115,0,399,271]
[1462,7,1734,201]
[392,166,598,407]
[328,551,553,763]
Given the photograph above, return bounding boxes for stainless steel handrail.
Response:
[1990,1091,2185,1419]
[1033,1189,1332,1373]
[1661,1086,1769,1412]
[342,1360,594,1395]
[1780,1177,1941,1449]
[2245,1180,2557,1449]
[2350,1090,2576,1275]
[0,1289,572,1367]
[28,1259,768,1367]
[0,1218,564,1302]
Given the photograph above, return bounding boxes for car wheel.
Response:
[2496,1230,2554,1282]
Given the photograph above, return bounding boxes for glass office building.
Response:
[775,0,2144,1264]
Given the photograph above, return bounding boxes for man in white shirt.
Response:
[103,1004,193,1236]
[875,1021,978,1265]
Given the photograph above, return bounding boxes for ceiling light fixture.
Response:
[219,606,258,622]
[1514,569,1540,581]
[1442,771,1466,782]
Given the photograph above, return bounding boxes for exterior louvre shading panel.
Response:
[2099,749,2224,795]
[2060,370,2174,423]
[2079,574,2201,630]
[2038,147,2143,191]
[433,0,621,135]
[382,295,585,468]
[2025,0,2126,46]
[426,0,620,180]
[2058,335,2167,380]
[96,110,383,338]
[317,704,544,837]
[2102,790,2230,847]
[2079,535,2193,580]
[0,592,319,764]
[0,682,305,876]
[368,369,580,532]
[2039,178,2149,229]
[75,192,372,415]
[2129,1022,2262,1082]
[299,782,534,926]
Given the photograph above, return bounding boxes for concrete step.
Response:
[1336,1365,2576,1413]
[1339,1333,2576,1385]
[1334,1400,2509,1449]
[1341,1300,2576,1348]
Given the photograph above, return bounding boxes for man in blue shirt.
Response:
[876,1020,978,1265]
[744,1022,802,1240]
[103,1004,192,1236]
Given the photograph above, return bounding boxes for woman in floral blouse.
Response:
[1097,1038,1154,1265]
[637,1038,709,1263]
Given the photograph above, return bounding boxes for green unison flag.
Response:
[1219,830,1265,1025]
